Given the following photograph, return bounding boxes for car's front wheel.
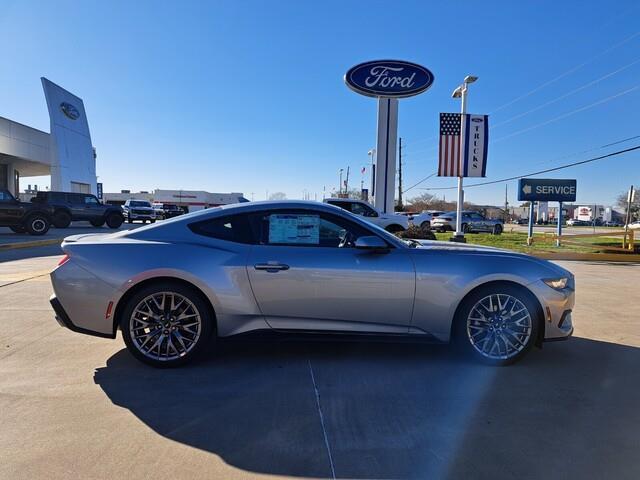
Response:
[455,284,540,366]
[493,224,503,235]
[120,282,214,368]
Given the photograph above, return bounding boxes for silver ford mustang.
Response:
[49,201,574,367]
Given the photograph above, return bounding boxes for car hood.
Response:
[411,239,572,277]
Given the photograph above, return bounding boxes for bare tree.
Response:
[268,192,287,201]
[617,190,639,221]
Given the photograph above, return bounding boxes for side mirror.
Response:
[355,236,389,252]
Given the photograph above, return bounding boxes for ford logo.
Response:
[345,60,434,98]
[60,102,80,120]
[471,118,484,123]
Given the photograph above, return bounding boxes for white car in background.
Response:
[627,220,640,230]
[324,198,408,232]
[407,210,446,229]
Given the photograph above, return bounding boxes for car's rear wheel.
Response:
[106,213,123,229]
[53,211,71,229]
[90,219,105,227]
[120,282,214,368]
[9,225,26,233]
[420,221,431,230]
[25,214,50,236]
[455,284,540,366]
[462,223,471,233]
[493,224,503,235]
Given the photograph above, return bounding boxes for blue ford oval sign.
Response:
[60,102,80,120]
[345,60,434,98]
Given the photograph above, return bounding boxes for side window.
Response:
[0,191,12,202]
[351,203,377,217]
[69,194,84,204]
[329,201,352,213]
[84,196,99,205]
[188,214,255,244]
[252,210,374,248]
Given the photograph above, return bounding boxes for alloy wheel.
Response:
[129,292,202,361]
[466,294,532,360]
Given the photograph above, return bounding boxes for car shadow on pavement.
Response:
[94,337,640,479]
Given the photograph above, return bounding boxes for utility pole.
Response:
[398,137,403,210]
[504,184,508,223]
[345,166,350,195]
[624,185,635,248]
[338,169,343,195]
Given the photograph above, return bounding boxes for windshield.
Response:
[130,201,151,207]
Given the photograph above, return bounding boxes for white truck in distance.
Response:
[323,198,409,232]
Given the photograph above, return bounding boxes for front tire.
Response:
[493,224,503,235]
[120,282,214,368]
[420,221,431,230]
[25,214,50,236]
[454,284,540,366]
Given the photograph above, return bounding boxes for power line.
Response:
[404,134,640,194]
[418,144,640,191]
[489,29,640,114]
[491,84,640,144]
[491,57,640,129]
[403,29,640,152]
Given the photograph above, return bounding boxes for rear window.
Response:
[188,214,256,244]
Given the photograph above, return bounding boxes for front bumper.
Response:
[50,295,116,339]
[527,279,575,341]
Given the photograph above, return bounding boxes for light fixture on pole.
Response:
[451,74,478,242]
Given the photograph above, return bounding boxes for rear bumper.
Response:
[50,295,116,339]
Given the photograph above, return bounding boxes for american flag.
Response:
[438,113,462,177]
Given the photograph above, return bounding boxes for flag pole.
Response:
[451,75,478,243]
[453,82,468,242]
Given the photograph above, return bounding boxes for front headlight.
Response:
[543,277,569,290]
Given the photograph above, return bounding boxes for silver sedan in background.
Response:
[50,201,574,368]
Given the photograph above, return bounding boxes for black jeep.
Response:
[0,189,53,235]
[32,191,124,229]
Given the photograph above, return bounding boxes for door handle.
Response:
[254,263,290,272]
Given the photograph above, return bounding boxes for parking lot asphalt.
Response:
[1,254,639,479]
[0,222,142,248]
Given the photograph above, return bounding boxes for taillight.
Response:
[57,254,71,267]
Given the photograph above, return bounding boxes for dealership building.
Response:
[104,189,248,211]
[0,78,97,197]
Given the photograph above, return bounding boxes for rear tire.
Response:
[24,214,50,236]
[462,223,470,233]
[420,221,431,230]
[106,213,123,229]
[53,211,71,229]
[493,224,503,235]
[454,284,540,366]
[120,282,214,368]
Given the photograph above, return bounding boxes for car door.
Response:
[246,209,416,333]
[0,191,23,224]
[82,195,101,219]
[66,193,86,219]
[469,213,486,231]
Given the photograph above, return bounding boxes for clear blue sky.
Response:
[1,0,639,206]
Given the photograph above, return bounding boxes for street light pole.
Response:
[451,75,478,242]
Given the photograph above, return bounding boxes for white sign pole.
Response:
[374,97,399,213]
[454,86,468,239]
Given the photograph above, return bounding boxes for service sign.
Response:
[518,178,577,202]
[345,60,434,98]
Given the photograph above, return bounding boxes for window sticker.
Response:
[269,214,320,244]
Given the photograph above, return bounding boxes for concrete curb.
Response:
[0,238,63,250]
[532,252,640,262]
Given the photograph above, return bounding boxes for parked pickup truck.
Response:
[0,189,53,235]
